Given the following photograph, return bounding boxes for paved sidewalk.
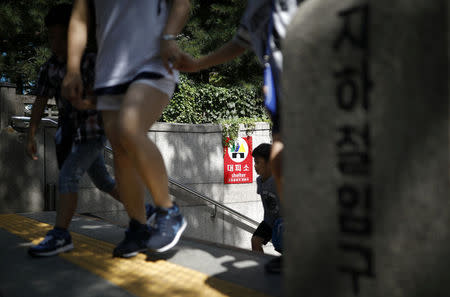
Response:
[0,212,282,297]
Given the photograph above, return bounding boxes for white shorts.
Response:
[96,77,176,111]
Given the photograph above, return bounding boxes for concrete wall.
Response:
[147,122,276,252]
[91,122,278,253]
[0,127,44,212]
[283,0,448,296]
[0,83,43,212]
[0,83,22,130]
[0,122,59,213]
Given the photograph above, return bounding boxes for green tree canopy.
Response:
[180,0,262,87]
[0,0,72,93]
[1,0,262,93]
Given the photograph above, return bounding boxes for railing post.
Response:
[44,183,57,211]
[210,205,217,218]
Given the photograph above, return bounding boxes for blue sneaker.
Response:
[147,203,187,253]
[113,219,151,258]
[28,228,74,257]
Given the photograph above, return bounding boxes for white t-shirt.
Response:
[94,0,179,91]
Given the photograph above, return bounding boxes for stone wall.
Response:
[283,0,448,296]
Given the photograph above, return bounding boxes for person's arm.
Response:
[196,40,247,70]
[175,40,246,72]
[26,96,49,160]
[160,0,191,73]
[71,52,97,111]
[62,0,90,103]
[71,96,97,110]
[175,19,249,72]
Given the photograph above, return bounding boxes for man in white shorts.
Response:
[63,0,190,258]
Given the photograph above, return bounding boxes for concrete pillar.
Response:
[0,126,46,213]
[0,83,21,130]
[0,84,48,213]
[282,0,448,296]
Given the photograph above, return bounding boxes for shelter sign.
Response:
[224,136,253,184]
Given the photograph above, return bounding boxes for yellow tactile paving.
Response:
[0,214,271,297]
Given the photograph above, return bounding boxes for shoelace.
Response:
[39,229,65,245]
[39,234,54,245]
[154,212,171,236]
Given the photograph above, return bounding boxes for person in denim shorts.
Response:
[26,4,121,257]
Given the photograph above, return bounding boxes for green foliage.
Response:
[1,0,262,93]
[161,76,204,124]
[0,0,72,93]
[1,1,270,143]
[219,117,270,148]
[180,0,262,87]
[162,75,268,123]
[161,75,270,145]
[161,0,269,139]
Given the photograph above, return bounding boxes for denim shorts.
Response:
[58,136,116,194]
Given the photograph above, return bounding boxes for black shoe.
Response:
[113,219,151,258]
[265,256,282,274]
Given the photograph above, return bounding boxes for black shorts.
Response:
[252,221,273,245]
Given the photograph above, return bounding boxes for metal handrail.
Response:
[170,177,259,226]
[10,115,259,227]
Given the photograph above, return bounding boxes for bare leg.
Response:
[251,236,265,253]
[118,83,172,209]
[55,193,78,229]
[102,110,147,224]
[105,83,186,256]
[55,180,121,230]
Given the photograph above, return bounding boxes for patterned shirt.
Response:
[35,53,104,143]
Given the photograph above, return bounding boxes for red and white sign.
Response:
[224,136,253,184]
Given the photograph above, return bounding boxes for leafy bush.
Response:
[161,75,269,125]
[161,76,271,146]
